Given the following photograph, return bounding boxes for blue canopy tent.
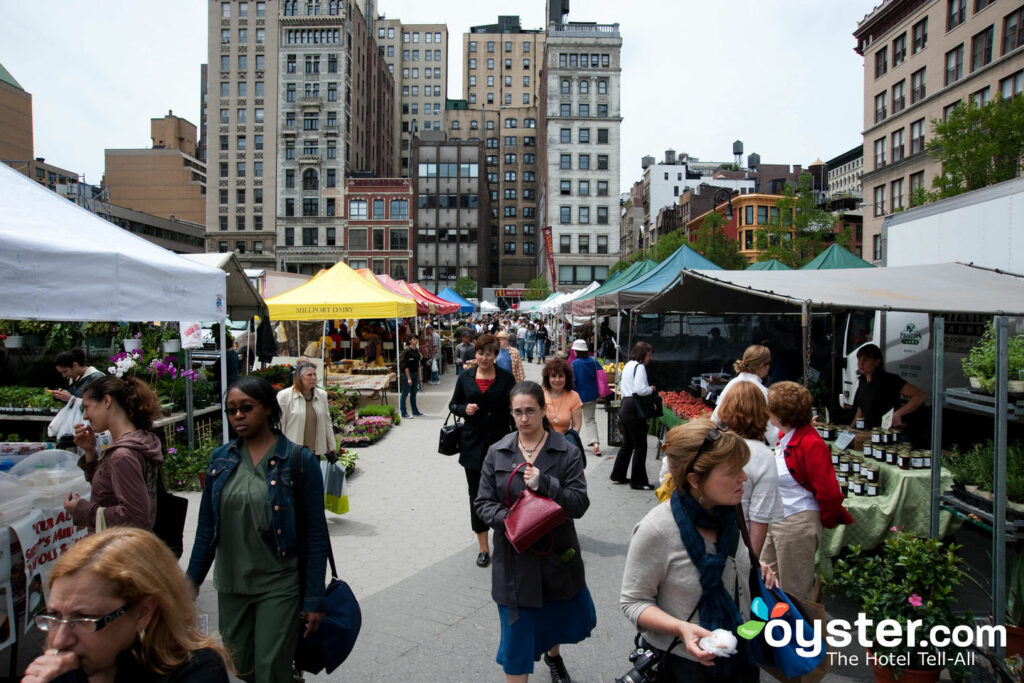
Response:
[437,287,476,313]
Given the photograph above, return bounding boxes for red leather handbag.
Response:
[503,461,567,553]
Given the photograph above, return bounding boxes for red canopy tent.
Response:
[408,282,460,315]
[354,269,433,315]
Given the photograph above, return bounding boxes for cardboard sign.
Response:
[882,408,895,430]
[834,430,857,450]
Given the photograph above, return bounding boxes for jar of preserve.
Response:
[838,456,851,474]
[885,448,897,465]
[864,442,874,458]
[871,428,883,443]
[864,464,880,483]
[920,451,932,468]
[849,477,865,495]
[872,444,885,460]
[898,452,912,470]
[866,481,879,496]
[855,417,866,430]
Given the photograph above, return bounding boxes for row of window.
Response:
[285,139,339,158]
[872,171,927,220]
[348,199,410,219]
[285,54,339,74]
[284,29,340,45]
[558,265,610,286]
[559,180,610,196]
[738,230,795,251]
[218,187,265,205]
[502,241,536,255]
[448,118,537,132]
[401,69,442,82]
[415,162,480,178]
[401,49,442,62]
[485,153,537,166]
[218,215,264,231]
[283,168,337,190]
[281,1,342,17]
[558,206,612,225]
[402,101,441,115]
[558,154,611,170]
[502,225,538,235]
[557,235,610,254]
[218,161,264,177]
[218,134,266,151]
[220,2,266,18]
[218,80,267,98]
[220,28,267,44]
[557,53,612,69]
[402,120,441,132]
[400,31,443,43]
[280,227,410,251]
[469,74,529,88]
[218,107,267,124]
[481,135,538,147]
[416,195,481,209]
[559,128,611,144]
[552,103,611,118]
[559,79,610,95]
[468,57,531,71]
[219,55,267,72]
[218,239,267,255]
[285,82,339,101]
[469,40,531,54]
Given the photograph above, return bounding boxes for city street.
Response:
[183,361,865,681]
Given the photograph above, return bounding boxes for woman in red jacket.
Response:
[763,381,853,601]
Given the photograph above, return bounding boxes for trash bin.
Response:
[606,400,623,447]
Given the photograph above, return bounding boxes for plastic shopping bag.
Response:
[322,461,350,515]
[47,397,84,440]
[431,357,439,373]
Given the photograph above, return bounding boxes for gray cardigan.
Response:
[620,501,752,655]
[474,430,589,617]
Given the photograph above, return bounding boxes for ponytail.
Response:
[83,376,162,431]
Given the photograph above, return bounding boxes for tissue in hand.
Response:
[698,628,738,656]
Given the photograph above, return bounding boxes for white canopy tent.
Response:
[633,262,1024,644]
[0,162,230,439]
[480,300,500,313]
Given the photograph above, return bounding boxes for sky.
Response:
[0,0,881,190]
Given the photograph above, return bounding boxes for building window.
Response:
[970,85,991,106]
[891,178,905,212]
[597,128,609,144]
[1001,70,1024,97]
[219,216,227,231]
[945,45,964,85]
[597,155,608,170]
[891,128,905,162]
[578,235,590,253]
[559,235,571,253]
[391,200,409,219]
[326,199,335,217]
[504,242,516,255]
[579,181,590,196]
[909,171,925,205]
[874,92,887,123]
[560,154,572,170]
[578,155,590,170]
[892,81,905,113]
[910,118,926,154]
[560,207,571,224]
[285,198,295,216]
[1006,8,1024,54]
[579,104,590,117]
[373,229,385,251]
[893,33,907,66]
[873,185,886,217]
[579,129,590,143]
[948,0,966,31]
[560,128,571,143]
[911,68,926,103]
[302,198,318,217]
[560,104,571,117]
[285,228,295,246]
[597,207,609,225]
[875,47,888,78]
[972,25,994,71]
[913,17,928,53]
[874,137,886,169]
[326,169,336,188]
[560,180,571,196]
[349,200,368,219]
[301,227,317,246]
[349,229,367,250]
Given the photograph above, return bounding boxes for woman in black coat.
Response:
[449,333,516,568]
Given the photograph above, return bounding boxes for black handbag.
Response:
[294,544,362,674]
[631,363,663,419]
[153,467,188,558]
[438,411,463,455]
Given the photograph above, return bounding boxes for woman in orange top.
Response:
[542,359,583,448]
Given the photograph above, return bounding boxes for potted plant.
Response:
[113,324,143,352]
[826,529,969,682]
[962,323,1024,393]
[19,320,49,348]
[82,322,118,349]
[162,324,182,353]
[45,321,82,353]
[0,320,24,348]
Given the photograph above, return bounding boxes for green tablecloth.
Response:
[816,461,960,574]
[651,406,685,435]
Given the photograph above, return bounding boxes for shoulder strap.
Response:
[734,504,760,566]
[290,442,338,581]
[504,461,528,507]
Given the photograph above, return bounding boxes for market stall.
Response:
[437,287,476,314]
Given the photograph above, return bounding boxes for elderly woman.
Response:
[67,376,164,531]
[23,528,232,683]
[475,381,594,683]
[496,331,526,383]
[449,334,516,568]
[764,381,853,601]
[188,377,329,683]
[277,361,336,461]
[620,418,777,682]
[715,382,784,557]
[610,342,657,490]
[712,344,780,446]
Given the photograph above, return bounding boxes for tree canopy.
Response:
[755,173,844,268]
[525,276,550,300]
[689,211,748,270]
[453,276,477,299]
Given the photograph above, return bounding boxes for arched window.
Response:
[302,169,318,191]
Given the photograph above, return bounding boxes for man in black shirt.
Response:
[850,344,926,429]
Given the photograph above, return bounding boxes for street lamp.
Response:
[713,188,734,220]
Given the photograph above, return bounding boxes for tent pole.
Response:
[801,301,810,388]
[993,315,1009,658]
[320,320,327,382]
[929,317,944,539]
[616,309,623,363]
[394,317,401,414]
[220,321,228,443]
[295,321,300,357]
[184,348,195,450]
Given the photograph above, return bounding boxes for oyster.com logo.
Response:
[737,597,790,640]
[900,323,922,346]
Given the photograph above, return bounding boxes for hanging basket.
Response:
[163,339,182,353]
[123,339,143,352]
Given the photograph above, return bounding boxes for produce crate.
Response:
[606,401,623,447]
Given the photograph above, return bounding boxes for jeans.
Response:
[431,356,440,383]
[400,377,420,416]
[536,340,546,360]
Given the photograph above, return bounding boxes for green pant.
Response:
[218,583,302,683]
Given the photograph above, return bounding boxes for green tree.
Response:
[926,95,1024,199]
[648,229,686,264]
[453,276,477,299]
[525,276,550,300]
[755,173,841,268]
[609,250,645,275]
[689,211,748,269]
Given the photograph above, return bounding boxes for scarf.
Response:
[670,489,754,679]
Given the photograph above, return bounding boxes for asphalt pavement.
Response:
[181,361,869,682]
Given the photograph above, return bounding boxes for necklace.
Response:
[518,431,546,461]
[549,391,565,424]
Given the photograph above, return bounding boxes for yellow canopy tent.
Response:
[266,261,417,320]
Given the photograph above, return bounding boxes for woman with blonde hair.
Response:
[23,527,232,682]
[620,418,776,681]
[277,361,336,461]
[712,345,779,446]
[715,382,784,557]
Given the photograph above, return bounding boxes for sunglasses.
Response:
[35,603,134,633]
[681,423,729,484]
[225,403,257,416]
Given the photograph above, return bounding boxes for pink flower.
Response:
[890,526,898,532]
[908,594,923,608]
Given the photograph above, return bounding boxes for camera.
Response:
[615,645,662,683]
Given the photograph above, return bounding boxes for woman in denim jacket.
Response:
[187,377,329,683]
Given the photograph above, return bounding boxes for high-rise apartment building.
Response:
[541,19,623,288]
[375,18,448,176]
[198,64,209,163]
[854,0,1024,262]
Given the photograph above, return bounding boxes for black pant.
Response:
[610,397,651,486]
[464,467,489,534]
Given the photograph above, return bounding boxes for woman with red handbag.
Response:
[475,381,595,683]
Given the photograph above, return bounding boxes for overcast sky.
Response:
[0,0,879,189]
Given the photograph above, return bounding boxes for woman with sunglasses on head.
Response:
[23,527,232,683]
[620,418,777,682]
[187,377,328,683]
[764,381,853,602]
[277,361,336,461]
[64,376,164,532]
[475,381,595,683]
[711,344,780,446]
[449,334,517,569]
[610,341,657,490]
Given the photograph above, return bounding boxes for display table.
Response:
[816,462,960,574]
[325,373,395,404]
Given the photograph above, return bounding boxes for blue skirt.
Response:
[496,586,597,675]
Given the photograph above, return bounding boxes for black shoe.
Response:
[630,484,656,491]
[544,653,571,683]
[412,412,425,416]
[610,477,629,485]
[476,551,490,567]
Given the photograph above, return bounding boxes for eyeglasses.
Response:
[681,423,729,484]
[35,603,134,633]
[225,403,257,416]
[511,408,540,419]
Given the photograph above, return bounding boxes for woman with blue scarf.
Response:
[620,418,778,681]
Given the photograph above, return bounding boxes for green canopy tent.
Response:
[746,258,792,271]
[800,244,875,270]
[569,260,657,317]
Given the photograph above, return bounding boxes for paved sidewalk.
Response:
[182,361,867,681]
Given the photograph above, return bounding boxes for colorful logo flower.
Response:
[737,597,790,640]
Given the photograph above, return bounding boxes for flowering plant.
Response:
[826,528,969,674]
[108,350,141,377]
[337,415,393,445]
